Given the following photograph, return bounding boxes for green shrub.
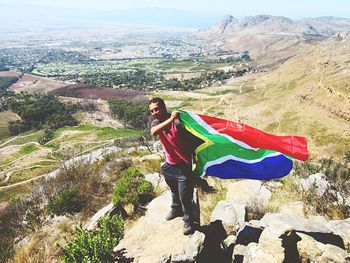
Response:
[112,167,153,208]
[62,215,124,263]
[47,186,82,215]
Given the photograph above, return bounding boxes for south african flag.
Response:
[179,111,308,180]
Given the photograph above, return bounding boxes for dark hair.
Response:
[149,97,166,110]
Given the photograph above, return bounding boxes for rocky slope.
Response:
[169,32,350,159]
[114,173,350,262]
[195,15,350,66]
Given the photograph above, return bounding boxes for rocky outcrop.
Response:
[115,177,350,263]
[114,191,205,263]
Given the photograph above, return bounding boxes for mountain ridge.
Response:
[195,15,350,67]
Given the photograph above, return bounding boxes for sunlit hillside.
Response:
[157,32,350,159]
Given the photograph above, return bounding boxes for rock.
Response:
[86,203,115,230]
[232,243,259,263]
[297,232,349,262]
[122,203,134,216]
[223,234,237,249]
[210,200,245,233]
[258,213,333,235]
[252,228,285,263]
[226,180,272,208]
[232,244,249,262]
[134,153,162,162]
[300,172,330,196]
[114,191,204,263]
[279,201,305,217]
[327,218,350,247]
[144,172,168,191]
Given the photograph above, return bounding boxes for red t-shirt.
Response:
[151,118,193,165]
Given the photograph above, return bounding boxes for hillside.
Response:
[195,15,350,67]
[157,32,350,159]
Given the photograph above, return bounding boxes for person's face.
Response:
[149,102,166,120]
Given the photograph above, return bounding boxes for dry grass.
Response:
[199,178,227,225]
[8,218,77,263]
[154,36,350,160]
[133,158,162,174]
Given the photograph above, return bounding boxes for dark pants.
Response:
[161,162,194,223]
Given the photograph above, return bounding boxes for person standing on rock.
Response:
[149,97,198,235]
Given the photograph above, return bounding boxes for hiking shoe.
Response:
[183,222,195,235]
[165,210,183,221]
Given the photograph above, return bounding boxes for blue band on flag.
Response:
[204,154,293,180]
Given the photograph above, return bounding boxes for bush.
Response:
[112,167,153,208]
[62,215,124,263]
[47,186,82,215]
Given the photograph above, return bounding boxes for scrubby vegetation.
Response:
[8,94,79,135]
[112,167,153,209]
[62,215,124,263]
[47,186,82,215]
[162,69,248,91]
[0,156,132,262]
[270,153,350,219]
[108,98,149,129]
[0,76,17,99]
[297,154,350,219]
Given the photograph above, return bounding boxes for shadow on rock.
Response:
[296,230,345,248]
[196,220,230,263]
[280,230,302,263]
[235,224,263,246]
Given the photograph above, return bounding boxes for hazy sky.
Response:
[1,0,350,18]
[1,0,350,29]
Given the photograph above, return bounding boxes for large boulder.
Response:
[114,191,204,263]
[210,200,245,233]
[297,232,349,262]
[258,213,333,235]
[225,180,271,208]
